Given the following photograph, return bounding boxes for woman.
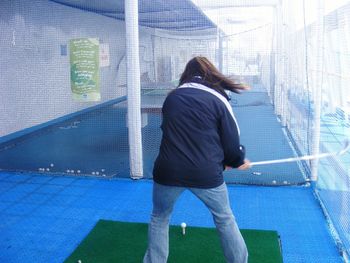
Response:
[143,56,251,263]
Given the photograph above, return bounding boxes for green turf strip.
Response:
[65,220,283,263]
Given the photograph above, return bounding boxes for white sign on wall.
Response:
[100,43,110,67]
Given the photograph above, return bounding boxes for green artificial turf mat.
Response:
[65,220,283,263]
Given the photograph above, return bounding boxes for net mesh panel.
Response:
[141,29,218,178]
[218,18,306,185]
[0,1,130,177]
[0,0,350,256]
[276,0,350,256]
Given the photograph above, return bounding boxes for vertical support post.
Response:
[310,0,324,181]
[125,0,143,179]
[217,29,224,73]
[274,1,283,118]
[279,1,288,127]
[269,6,277,101]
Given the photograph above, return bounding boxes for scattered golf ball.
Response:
[77,170,81,174]
[272,180,277,184]
[50,163,54,167]
[252,171,262,175]
[283,181,288,184]
[181,222,187,235]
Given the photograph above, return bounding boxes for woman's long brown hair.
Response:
[178,56,249,96]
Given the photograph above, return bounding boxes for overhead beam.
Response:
[191,0,279,9]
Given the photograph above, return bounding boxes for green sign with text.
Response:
[70,38,100,102]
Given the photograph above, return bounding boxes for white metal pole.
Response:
[217,29,223,73]
[269,6,277,101]
[280,1,288,127]
[310,0,324,182]
[125,0,143,179]
[275,1,283,117]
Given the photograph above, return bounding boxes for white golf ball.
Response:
[272,180,277,184]
[181,222,186,228]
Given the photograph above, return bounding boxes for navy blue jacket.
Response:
[153,81,245,188]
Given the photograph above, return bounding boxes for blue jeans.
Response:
[143,182,248,263]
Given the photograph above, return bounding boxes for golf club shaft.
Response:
[250,140,350,167]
